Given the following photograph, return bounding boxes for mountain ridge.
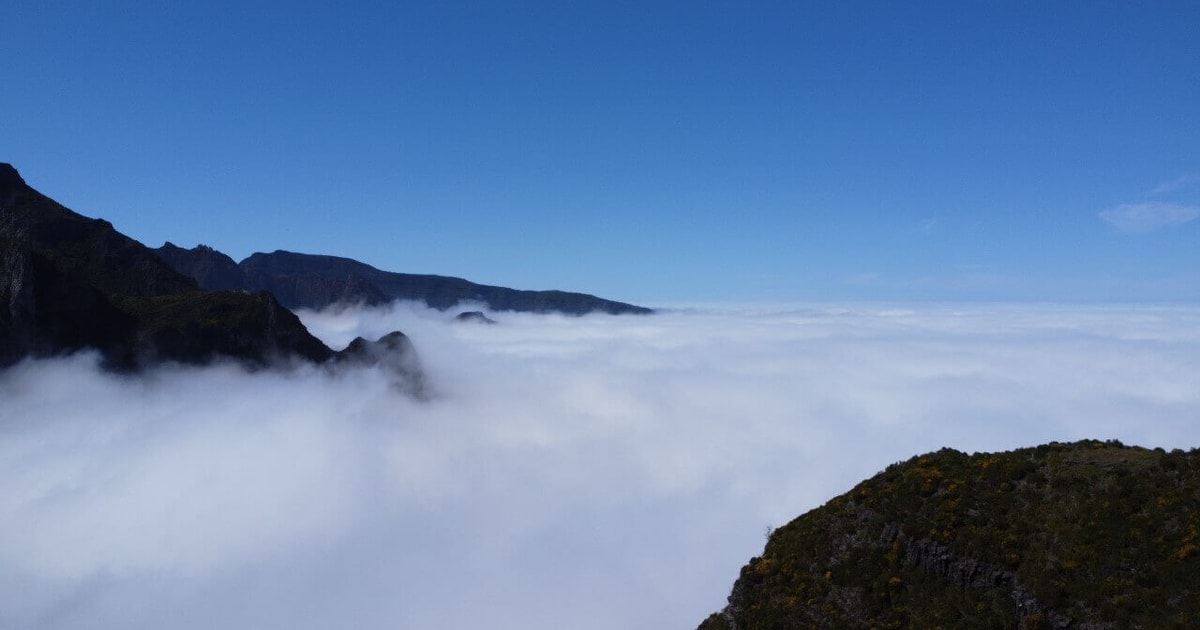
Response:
[0,162,419,380]
[155,243,654,315]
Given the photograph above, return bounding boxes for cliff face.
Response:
[154,245,654,315]
[699,440,1200,630]
[0,164,331,369]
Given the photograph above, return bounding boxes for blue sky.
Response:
[4,1,1197,304]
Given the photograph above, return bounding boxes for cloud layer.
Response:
[1099,202,1200,233]
[2,302,1199,629]
[1149,173,1200,196]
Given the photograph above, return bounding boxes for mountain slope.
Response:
[155,244,653,315]
[0,163,372,370]
[699,440,1200,630]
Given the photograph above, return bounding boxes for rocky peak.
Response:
[0,163,31,208]
[454,310,497,325]
[336,331,426,397]
[0,163,26,193]
[154,242,247,292]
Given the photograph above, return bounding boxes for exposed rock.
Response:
[454,310,496,325]
[334,330,426,398]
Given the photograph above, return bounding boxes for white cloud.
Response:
[1,303,1199,629]
[1099,202,1200,233]
[1149,173,1200,195]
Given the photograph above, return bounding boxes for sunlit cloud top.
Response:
[2,302,1198,629]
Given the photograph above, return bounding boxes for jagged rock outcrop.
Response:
[334,330,427,397]
[0,162,417,380]
[699,440,1200,629]
[454,310,497,325]
[154,244,653,315]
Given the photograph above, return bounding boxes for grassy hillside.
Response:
[699,440,1200,629]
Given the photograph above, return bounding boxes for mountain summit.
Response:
[0,163,26,190]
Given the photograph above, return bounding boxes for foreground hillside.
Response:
[699,440,1200,630]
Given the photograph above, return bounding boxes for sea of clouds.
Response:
[1,302,1198,629]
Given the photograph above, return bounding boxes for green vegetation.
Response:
[700,440,1200,629]
[112,290,333,366]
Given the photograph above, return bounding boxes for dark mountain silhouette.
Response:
[155,244,653,315]
[454,310,497,325]
[0,163,419,381]
[153,242,246,291]
[155,243,390,309]
[698,440,1200,630]
[335,330,427,398]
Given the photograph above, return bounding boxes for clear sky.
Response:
[4,1,1197,304]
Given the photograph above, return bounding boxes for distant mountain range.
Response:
[2,162,646,374]
[153,243,653,314]
[699,440,1200,629]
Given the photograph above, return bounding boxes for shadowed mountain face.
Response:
[699,440,1200,630]
[0,163,417,378]
[155,243,390,309]
[153,242,246,291]
[155,245,653,315]
[335,330,427,398]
